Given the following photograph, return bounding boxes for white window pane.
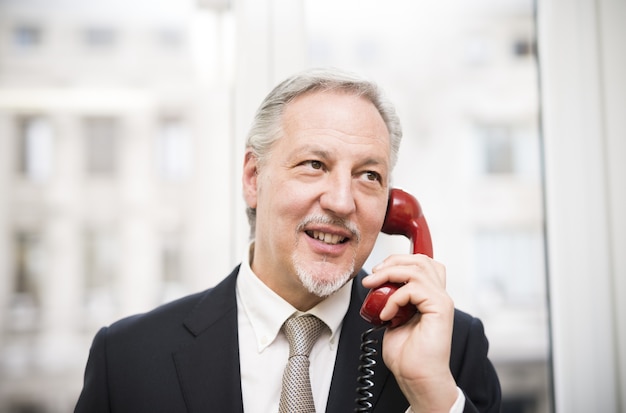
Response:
[84,117,118,176]
[156,28,184,51]
[83,227,118,320]
[156,118,191,181]
[474,229,546,305]
[475,123,540,178]
[84,228,117,291]
[477,125,514,175]
[18,116,53,182]
[159,231,186,302]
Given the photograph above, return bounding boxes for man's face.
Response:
[243,90,391,309]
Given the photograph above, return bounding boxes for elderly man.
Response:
[75,68,501,413]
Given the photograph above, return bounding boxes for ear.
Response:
[242,150,259,209]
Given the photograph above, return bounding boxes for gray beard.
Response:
[292,253,356,297]
[292,213,360,297]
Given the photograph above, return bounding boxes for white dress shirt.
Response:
[236,243,465,413]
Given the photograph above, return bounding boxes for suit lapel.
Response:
[326,271,391,412]
[173,268,244,413]
[170,268,397,413]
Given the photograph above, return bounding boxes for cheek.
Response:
[373,196,390,225]
[257,177,306,224]
[360,199,388,241]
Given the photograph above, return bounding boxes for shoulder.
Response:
[451,308,489,343]
[102,266,241,347]
[449,309,493,372]
[449,311,502,410]
[106,290,206,336]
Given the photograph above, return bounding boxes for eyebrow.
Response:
[287,145,330,160]
[291,145,388,168]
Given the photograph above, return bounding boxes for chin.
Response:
[294,262,355,298]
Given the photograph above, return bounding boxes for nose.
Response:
[319,175,356,217]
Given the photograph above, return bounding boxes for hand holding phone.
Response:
[356,189,459,412]
[359,188,433,327]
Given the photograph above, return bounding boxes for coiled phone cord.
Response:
[354,324,386,412]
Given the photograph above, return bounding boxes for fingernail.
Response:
[372,262,384,272]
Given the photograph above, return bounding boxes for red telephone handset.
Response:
[359,188,433,328]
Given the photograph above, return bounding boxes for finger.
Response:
[383,281,452,315]
[372,253,433,271]
[364,260,446,290]
[362,256,430,288]
[376,254,446,285]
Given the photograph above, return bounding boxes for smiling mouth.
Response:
[306,230,348,245]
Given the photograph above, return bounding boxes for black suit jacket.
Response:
[75,266,501,412]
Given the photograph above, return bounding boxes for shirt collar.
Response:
[236,242,353,352]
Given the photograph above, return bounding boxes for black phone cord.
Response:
[355,324,386,412]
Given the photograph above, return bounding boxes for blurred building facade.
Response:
[0,0,550,412]
[0,1,237,411]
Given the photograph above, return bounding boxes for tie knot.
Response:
[282,315,326,357]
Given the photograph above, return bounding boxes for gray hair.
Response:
[245,67,403,237]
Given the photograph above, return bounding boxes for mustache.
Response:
[296,214,361,243]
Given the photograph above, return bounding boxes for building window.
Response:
[84,117,118,176]
[83,27,116,48]
[16,116,53,182]
[160,231,185,302]
[12,25,42,49]
[473,228,545,305]
[83,227,118,315]
[84,228,116,290]
[156,117,191,181]
[156,28,184,51]
[480,125,514,174]
[10,230,44,331]
[13,231,43,299]
[162,232,182,284]
[512,37,535,58]
[5,401,47,413]
[474,123,540,178]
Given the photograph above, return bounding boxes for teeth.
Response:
[312,231,345,245]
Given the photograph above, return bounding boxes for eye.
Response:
[363,170,382,182]
[304,160,324,170]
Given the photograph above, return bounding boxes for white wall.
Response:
[538,0,626,411]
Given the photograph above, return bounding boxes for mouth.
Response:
[298,214,360,249]
[306,230,348,245]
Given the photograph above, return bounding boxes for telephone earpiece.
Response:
[359,188,433,327]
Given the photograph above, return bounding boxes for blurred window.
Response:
[83,227,118,316]
[479,125,514,174]
[13,231,43,304]
[474,228,546,305]
[16,116,53,182]
[512,37,535,58]
[12,25,42,49]
[160,230,185,302]
[84,228,117,291]
[156,28,184,51]
[83,27,116,48]
[5,401,47,413]
[84,117,118,176]
[10,230,44,331]
[162,232,182,284]
[156,117,191,181]
[476,124,540,178]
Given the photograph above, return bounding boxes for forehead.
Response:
[266,90,391,174]
[281,90,390,143]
